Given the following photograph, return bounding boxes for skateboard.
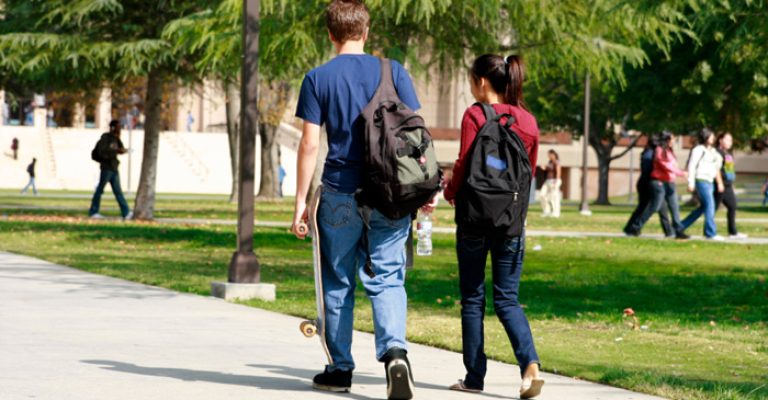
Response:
[297,186,333,364]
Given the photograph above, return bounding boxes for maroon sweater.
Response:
[444,103,540,202]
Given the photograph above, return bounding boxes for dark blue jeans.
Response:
[631,180,685,235]
[456,228,539,390]
[89,169,130,217]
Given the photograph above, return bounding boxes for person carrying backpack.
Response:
[21,158,38,195]
[443,54,543,399]
[88,120,132,220]
[290,1,439,398]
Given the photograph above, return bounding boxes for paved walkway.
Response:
[0,251,663,400]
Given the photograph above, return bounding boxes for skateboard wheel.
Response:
[297,223,309,236]
[300,320,317,337]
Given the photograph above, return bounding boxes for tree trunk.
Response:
[596,155,612,205]
[588,126,614,206]
[257,122,278,198]
[133,69,165,220]
[225,80,240,203]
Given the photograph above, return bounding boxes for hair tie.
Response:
[505,55,513,65]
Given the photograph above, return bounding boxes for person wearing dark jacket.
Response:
[88,120,132,220]
[624,136,673,237]
[21,158,38,195]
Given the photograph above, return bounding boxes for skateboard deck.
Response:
[298,187,333,364]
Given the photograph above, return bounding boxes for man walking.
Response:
[290,1,424,398]
[89,120,132,220]
[21,158,38,196]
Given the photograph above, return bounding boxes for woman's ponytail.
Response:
[470,54,526,109]
[504,55,525,108]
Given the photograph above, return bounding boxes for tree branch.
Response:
[609,133,644,161]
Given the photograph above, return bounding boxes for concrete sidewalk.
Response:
[0,252,663,400]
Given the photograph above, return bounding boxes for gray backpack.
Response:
[356,58,442,220]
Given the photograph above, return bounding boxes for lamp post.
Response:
[580,72,592,216]
[213,0,274,301]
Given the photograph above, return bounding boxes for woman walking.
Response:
[714,133,747,239]
[623,135,673,237]
[443,54,543,399]
[627,131,689,239]
[540,150,562,217]
[681,128,725,240]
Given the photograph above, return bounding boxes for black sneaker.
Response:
[382,347,414,400]
[312,366,352,393]
[675,232,690,240]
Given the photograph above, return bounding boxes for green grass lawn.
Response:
[2,190,767,237]
[0,217,765,400]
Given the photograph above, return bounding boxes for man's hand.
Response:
[420,194,439,214]
[717,183,725,193]
[687,185,695,193]
[291,203,309,239]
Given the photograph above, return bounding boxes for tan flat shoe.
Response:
[520,377,544,399]
[448,379,482,393]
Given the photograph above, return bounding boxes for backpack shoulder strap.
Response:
[478,102,496,122]
[373,58,400,101]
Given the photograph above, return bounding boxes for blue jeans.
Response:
[632,180,685,235]
[318,187,411,372]
[456,228,539,389]
[89,169,130,217]
[682,180,717,238]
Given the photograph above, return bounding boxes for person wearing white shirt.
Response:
[681,128,724,240]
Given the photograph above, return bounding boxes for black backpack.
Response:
[91,134,110,163]
[356,58,442,220]
[455,103,532,236]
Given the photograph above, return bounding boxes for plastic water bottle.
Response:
[416,212,433,256]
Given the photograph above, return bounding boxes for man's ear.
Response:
[362,27,369,42]
[328,30,338,45]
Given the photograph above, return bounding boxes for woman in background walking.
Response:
[714,133,747,239]
[624,135,673,237]
[681,128,724,240]
[540,150,561,218]
[626,131,689,239]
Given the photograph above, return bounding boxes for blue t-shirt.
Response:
[295,54,421,193]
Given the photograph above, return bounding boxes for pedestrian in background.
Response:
[20,158,38,195]
[714,132,747,239]
[681,128,724,240]
[539,149,561,218]
[89,120,132,220]
[624,134,673,237]
[11,137,19,160]
[628,131,689,239]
